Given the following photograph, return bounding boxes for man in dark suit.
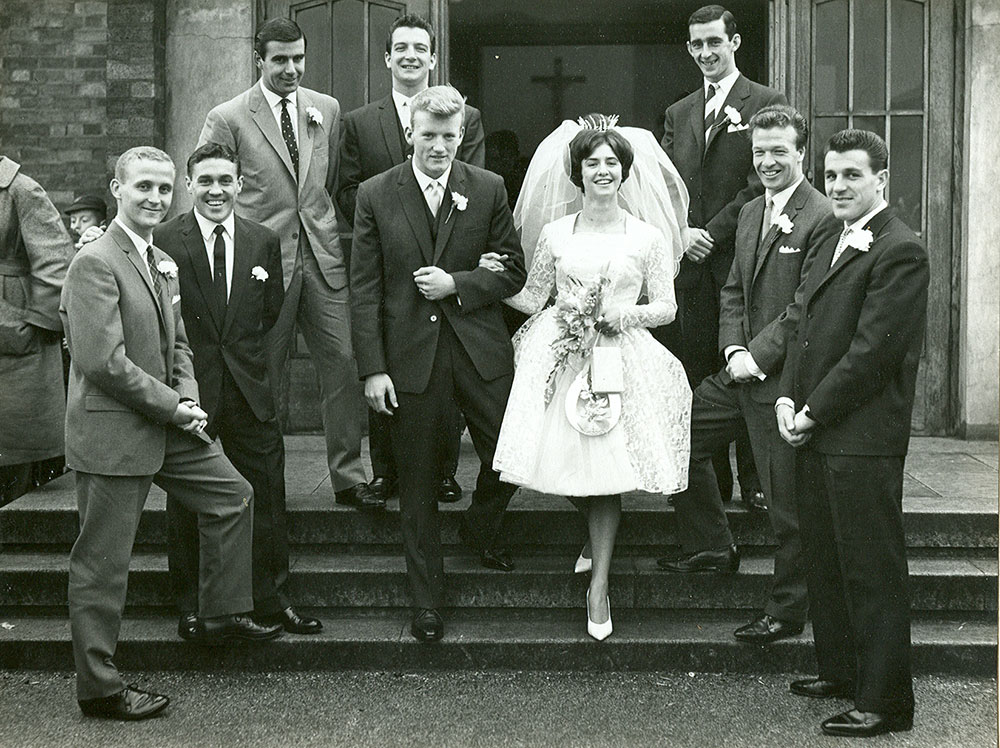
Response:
[778,129,928,737]
[350,86,525,642]
[659,4,787,507]
[338,13,485,505]
[61,147,280,722]
[155,143,322,638]
[660,106,837,645]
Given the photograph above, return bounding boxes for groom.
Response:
[350,86,525,642]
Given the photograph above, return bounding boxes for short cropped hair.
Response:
[689,5,737,38]
[255,18,306,59]
[568,116,634,192]
[825,129,889,172]
[410,85,465,119]
[748,104,809,150]
[386,14,435,55]
[114,146,174,182]
[186,142,241,178]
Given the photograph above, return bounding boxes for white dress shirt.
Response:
[260,82,298,146]
[705,67,741,120]
[392,89,414,132]
[412,161,452,216]
[114,217,154,280]
[194,210,236,300]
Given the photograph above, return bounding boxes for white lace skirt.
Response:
[494,307,692,496]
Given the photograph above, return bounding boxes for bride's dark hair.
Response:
[568,114,634,192]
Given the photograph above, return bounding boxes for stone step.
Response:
[3,481,996,552]
[2,551,995,612]
[0,609,993,675]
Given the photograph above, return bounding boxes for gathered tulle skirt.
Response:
[494,307,692,497]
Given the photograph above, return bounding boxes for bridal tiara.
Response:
[577,114,620,131]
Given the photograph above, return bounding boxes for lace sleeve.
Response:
[619,229,678,329]
[504,224,556,314]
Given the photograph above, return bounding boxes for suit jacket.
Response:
[718,179,836,402]
[154,211,284,432]
[350,160,526,394]
[198,82,345,291]
[60,221,200,476]
[779,208,929,456]
[662,74,787,289]
[337,95,486,232]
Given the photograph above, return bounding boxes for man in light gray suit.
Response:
[199,18,380,510]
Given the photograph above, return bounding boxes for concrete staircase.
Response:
[1,436,995,674]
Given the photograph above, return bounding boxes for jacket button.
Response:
[292,232,298,239]
[802,340,809,348]
[430,314,438,322]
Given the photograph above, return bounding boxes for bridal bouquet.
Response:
[544,274,610,405]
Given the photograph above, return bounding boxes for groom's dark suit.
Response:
[350,159,525,608]
[780,207,928,719]
[154,211,288,616]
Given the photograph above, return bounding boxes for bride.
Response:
[489,114,692,640]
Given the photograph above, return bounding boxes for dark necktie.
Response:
[280,98,299,178]
[145,245,161,298]
[212,224,227,317]
[704,83,720,135]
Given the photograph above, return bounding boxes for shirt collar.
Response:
[705,68,740,101]
[766,176,804,217]
[412,160,452,193]
[845,198,888,233]
[193,209,235,244]
[114,217,152,253]
[391,89,414,110]
[260,81,297,112]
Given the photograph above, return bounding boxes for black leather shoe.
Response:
[79,685,170,721]
[459,522,515,572]
[656,545,739,573]
[733,614,804,643]
[191,613,283,644]
[437,476,463,503]
[741,488,768,511]
[790,677,855,699]
[257,606,323,635]
[177,611,198,641]
[335,483,386,512]
[368,476,397,502]
[821,709,913,737]
[410,608,444,642]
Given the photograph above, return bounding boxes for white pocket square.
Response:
[172,294,181,304]
[778,246,802,254]
[727,123,749,133]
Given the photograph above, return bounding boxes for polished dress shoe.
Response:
[79,685,170,721]
[410,608,444,642]
[790,677,855,699]
[459,522,515,571]
[821,709,912,737]
[733,614,804,643]
[367,476,397,502]
[437,475,463,503]
[177,611,198,641]
[257,606,323,635]
[741,487,768,511]
[192,613,283,644]
[656,545,739,573]
[335,483,386,512]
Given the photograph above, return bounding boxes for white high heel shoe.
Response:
[574,546,592,574]
[586,590,613,641]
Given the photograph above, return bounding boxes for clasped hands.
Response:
[172,400,208,433]
[726,350,757,383]
[775,403,816,447]
[684,227,714,263]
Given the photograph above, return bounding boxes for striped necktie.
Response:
[830,227,852,267]
[704,83,719,134]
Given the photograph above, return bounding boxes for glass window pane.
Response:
[814,0,849,112]
[810,116,848,188]
[889,115,923,230]
[332,0,365,112]
[891,0,924,109]
[369,3,402,103]
[852,115,886,139]
[296,4,331,96]
[853,1,886,111]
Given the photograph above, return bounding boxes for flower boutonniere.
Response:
[845,228,874,252]
[446,191,468,223]
[723,105,742,126]
[251,265,269,282]
[306,106,323,126]
[156,259,178,279]
[773,213,794,234]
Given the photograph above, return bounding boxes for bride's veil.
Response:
[512,118,690,274]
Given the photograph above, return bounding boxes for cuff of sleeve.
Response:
[744,351,766,381]
[774,396,795,412]
[723,345,746,362]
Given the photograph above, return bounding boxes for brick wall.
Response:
[0,0,165,214]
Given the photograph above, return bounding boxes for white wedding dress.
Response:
[494,212,691,497]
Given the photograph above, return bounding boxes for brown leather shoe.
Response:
[79,685,170,720]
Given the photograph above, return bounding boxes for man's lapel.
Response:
[752,181,809,283]
[811,208,894,299]
[249,82,297,180]
[705,74,749,156]
[741,197,766,282]
[688,87,707,154]
[432,171,460,265]
[397,166,435,264]
[180,212,223,331]
[223,216,253,338]
[111,222,166,329]
[378,95,405,164]
[296,89,314,194]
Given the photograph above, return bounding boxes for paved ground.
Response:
[0,670,995,748]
